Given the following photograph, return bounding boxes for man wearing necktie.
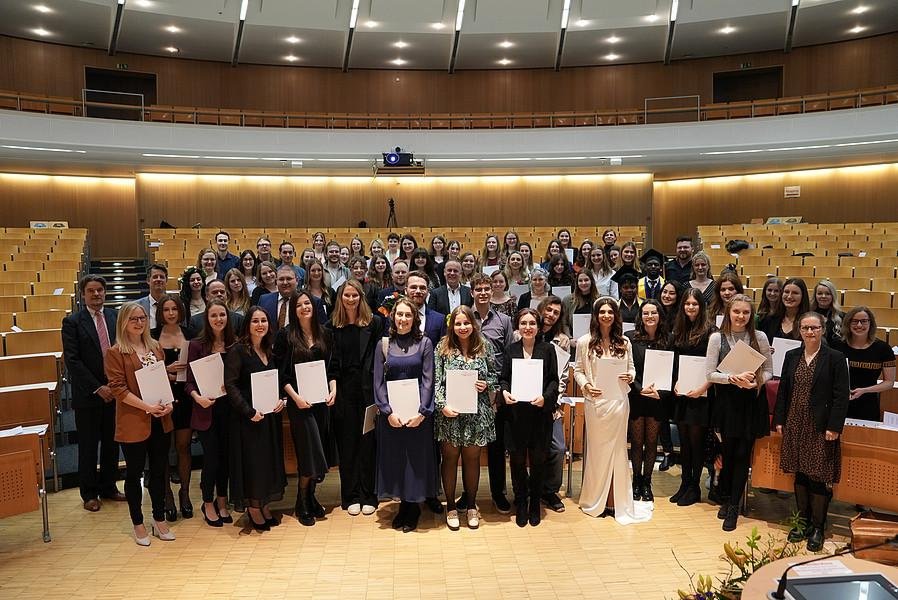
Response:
[62,275,125,512]
[259,264,298,332]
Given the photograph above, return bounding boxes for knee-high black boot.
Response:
[806,489,831,552]
[788,479,812,542]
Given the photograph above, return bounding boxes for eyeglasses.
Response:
[850,319,870,325]
[799,325,822,332]
[128,316,148,323]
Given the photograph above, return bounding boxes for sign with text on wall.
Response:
[784,185,801,198]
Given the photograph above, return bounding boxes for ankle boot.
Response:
[722,505,739,531]
[295,488,315,526]
[632,475,643,501]
[309,482,325,519]
[641,475,654,502]
[670,477,690,503]
[806,490,831,551]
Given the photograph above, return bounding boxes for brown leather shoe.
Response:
[83,499,101,512]
[101,491,127,502]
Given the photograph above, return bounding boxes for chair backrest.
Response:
[2,329,63,356]
[0,433,42,517]
[0,354,59,388]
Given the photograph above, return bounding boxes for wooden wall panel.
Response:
[135,174,653,240]
[652,163,898,251]
[2,33,896,114]
[0,174,137,256]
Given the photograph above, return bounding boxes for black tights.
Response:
[795,471,832,528]
[164,428,193,505]
[677,423,706,485]
[719,436,754,507]
[629,417,660,479]
[441,442,482,511]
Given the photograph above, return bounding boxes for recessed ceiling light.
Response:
[364,20,379,27]
[393,41,408,48]
[33,4,52,13]
[32,27,51,36]
[164,46,179,53]
[430,22,446,30]
[498,40,514,48]
[606,35,621,44]
[285,36,301,44]
[284,55,299,62]
[603,53,620,61]
[643,14,660,23]
[497,58,512,65]
[849,25,867,34]
[165,25,181,33]
[719,26,736,34]
[575,19,592,27]
[391,58,406,65]
[851,5,870,14]
[3,145,86,153]
[135,0,154,7]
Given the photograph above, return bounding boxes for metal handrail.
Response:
[1,85,896,129]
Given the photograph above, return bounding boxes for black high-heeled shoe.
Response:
[164,494,178,523]
[216,502,234,524]
[202,504,223,528]
[179,489,193,519]
[309,483,325,519]
[248,510,270,532]
[295,489,315,527]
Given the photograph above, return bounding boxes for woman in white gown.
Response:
[574,296,653,524]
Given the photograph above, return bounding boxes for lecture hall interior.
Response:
[2,1,898,599]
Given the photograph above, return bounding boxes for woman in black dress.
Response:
[225,306,287,532]
[759,277,809,343]
[705,294,773,531]
[500,308,559,527]
[669,287,713,507]
[274,291,336,526]
[775,311,850,551]
[328,279,383,516]
[626,299,669,503]
[811,279,844,345]
[546,253,574,290]
[151,294,195,521]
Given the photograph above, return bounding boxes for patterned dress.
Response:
[434,348,498,447]
[780,354,842,484]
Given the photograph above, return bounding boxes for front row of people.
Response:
[100,275,850,549]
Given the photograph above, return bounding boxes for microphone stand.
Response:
[771,534,898,599]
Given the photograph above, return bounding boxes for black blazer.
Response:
[427,284,473,316]
[773,344,850,434]
[325,318,384,418]
[499,340,560,416]
[62,307,118,409]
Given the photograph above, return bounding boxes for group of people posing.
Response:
[65,228,895,551]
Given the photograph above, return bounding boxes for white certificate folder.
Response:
[510,358,543,403]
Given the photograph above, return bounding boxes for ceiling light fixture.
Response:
[455,0,466,31]
[391,58,406,65]
[349,0,359,28]
[792,0,800,6]
[284,55,299,62]
[604,53,620,60]
[164,46,179,53]
[364,20,379,28]
[393,41,408,48]
[560,0,571,29]
[142,153,201,158]
[32,27,51,36]
[499,40,513,48]
[135,0,154,7]
[849,25,867,34]
[606,35,621,43]
[430,22,446,30]
[3,145,86,153]
[200,156,259,160]
[33,4,52,13]
[719,26,736,34]
[670,0,679,22]
[575,19,592,27]
[238,0,248,21]
[850,5,869,14]
[165,25,181,33]
[644,14,660,23]
[285,35,301,44]
[497,58,512,65]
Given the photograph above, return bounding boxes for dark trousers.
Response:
[509,445,547,504]
[120,420,170,525]
[487,405,509,497]
[74,403,120,502]
[719,436,754,508]
[333,405,377,508]
[542,418,565,495]
[196,407,229,503]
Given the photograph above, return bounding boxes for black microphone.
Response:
[771,534,898,599]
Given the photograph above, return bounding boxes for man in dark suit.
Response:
[189,279,244,334]
[259,264,327,330]
[406,271,447,347]
[136,263,169,330]
[61,275,125,512]
[375,259,409,309]
[427,259,473,316]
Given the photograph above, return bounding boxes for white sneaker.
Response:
[361,504,376,515]
[347,503,361,516]
[446,509,460,530]
[467,509,480,529]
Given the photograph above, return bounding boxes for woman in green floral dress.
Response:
[434,305,499,530]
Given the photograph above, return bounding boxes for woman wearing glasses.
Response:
[832,306,896,421]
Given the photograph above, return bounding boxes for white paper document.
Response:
[789,558,853,577]
[572,313,591,341]
[362,404,377,434]
[53,288,64,296]
[715,314,724,329]
[884,411,898,427]
[387,378,421,422]
[594,358,629,401]
[623,322,635,333]
[509,284,529,299]
[295,359,329,404]
[716,340,767,375]
[135,361,175,406]
[189,352,226,399]
[564,248,575,263]
[250,369,280,414]
[510,358,543,403]
[446,369,478,414]
[677,355,708,397]
[175,340,190,382]
[643,349,675,391]
[481,265,499,277]
[772,338,802,377]
[551,286,571,301]
[553,344,571,381]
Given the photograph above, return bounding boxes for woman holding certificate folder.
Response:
[434,305,499,530]
[705,294,772,532]
[499,308,559,527]
[185,300,234,528]
[225,306,286,532]
[373,297,436,533]
[574,298,650,525]
[274,291,337,527]
[104,302,174,546]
